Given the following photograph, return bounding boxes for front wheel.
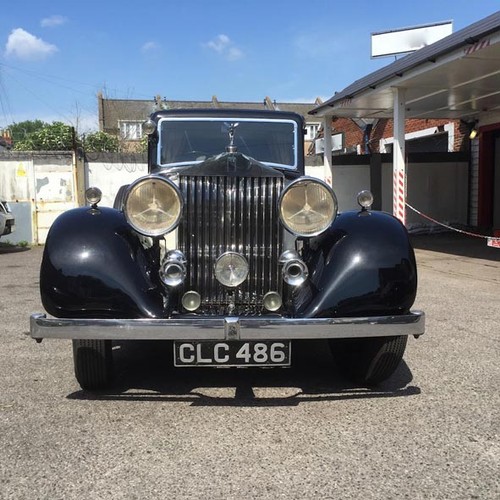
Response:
[329,335,407,385]
[72,339,113,390]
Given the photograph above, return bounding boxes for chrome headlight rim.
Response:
[279,177,338,237]
[123,175,183,237]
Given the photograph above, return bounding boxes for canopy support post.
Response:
[323,117,333,185]
[393,87,406,225]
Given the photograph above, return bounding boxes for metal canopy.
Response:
[310,12,500,121]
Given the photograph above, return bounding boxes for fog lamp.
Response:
[142,119,157,135]
[263,292,282,312]
[182,291,201,312]
[357,190,374,210]
[85,187,102,206]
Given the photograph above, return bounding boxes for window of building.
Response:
[305,123,320,141]
[120,121,143,140]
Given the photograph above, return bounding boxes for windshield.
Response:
[157,118,297,169]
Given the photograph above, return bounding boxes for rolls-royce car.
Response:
[30,109,425,390]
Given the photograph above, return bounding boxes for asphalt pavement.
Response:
[0,234,499,499]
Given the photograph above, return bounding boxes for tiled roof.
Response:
[99,95,319,132]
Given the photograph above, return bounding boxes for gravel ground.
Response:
[0,234,499,499]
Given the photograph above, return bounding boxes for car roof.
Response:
[151,108,305,125]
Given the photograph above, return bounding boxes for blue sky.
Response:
[0,0,498,133]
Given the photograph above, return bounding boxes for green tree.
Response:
[8,120,48,143]
[13,122,75,151]
[83,131,119,152]
[139,134,148,153]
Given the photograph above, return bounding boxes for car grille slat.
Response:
[178,175,283,315]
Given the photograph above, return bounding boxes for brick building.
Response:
[98,93,322,153]
[309,116,469,156]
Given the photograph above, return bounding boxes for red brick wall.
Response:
[332,117,363,151]
[332,117,468,153]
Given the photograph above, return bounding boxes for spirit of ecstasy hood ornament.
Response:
[225,122,239,153]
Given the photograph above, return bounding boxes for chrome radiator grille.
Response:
[178,175,284,315]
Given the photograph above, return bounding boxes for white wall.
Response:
[86,160,147,207]
[0,153,76,244]
[0,158,35,201]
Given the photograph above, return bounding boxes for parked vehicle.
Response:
[0,201,15,240]
[30,109,425,390]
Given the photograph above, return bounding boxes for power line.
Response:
[0,62,154,100]
[0,71,15,127]
[1,70,75,125]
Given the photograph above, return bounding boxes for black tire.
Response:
[72,339,113,390]
[329,335,407,385]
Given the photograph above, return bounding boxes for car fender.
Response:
[40,206,165,319]
[295,210,417,318]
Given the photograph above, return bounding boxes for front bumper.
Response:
[29,311,425,341]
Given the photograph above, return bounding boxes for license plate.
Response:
[174,341,291,367]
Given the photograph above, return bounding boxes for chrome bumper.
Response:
[29,311,425,341]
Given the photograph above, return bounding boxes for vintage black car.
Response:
[30,109,425,390]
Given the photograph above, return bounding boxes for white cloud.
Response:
[204,34,244,61]
[206,34,231,53]
[5,28,58,61]
[41,15,68,28]
[141,41,160,53]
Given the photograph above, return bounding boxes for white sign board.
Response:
[315,133,344,154]
[371,21,453,58]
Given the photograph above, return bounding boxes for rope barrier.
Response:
[405,202,500,242]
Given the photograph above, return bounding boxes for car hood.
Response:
[171,152,284,178]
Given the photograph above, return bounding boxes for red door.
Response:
[478,124,500,235]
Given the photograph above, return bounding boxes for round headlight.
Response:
[279,178,337,237]
[215,252,249,288]
[124,176,182,236]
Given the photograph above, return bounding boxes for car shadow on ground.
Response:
[410,232,500,261]
[0,243,31,254]
[67,340,421,406]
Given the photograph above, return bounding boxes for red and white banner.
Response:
[487,237,500,249]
